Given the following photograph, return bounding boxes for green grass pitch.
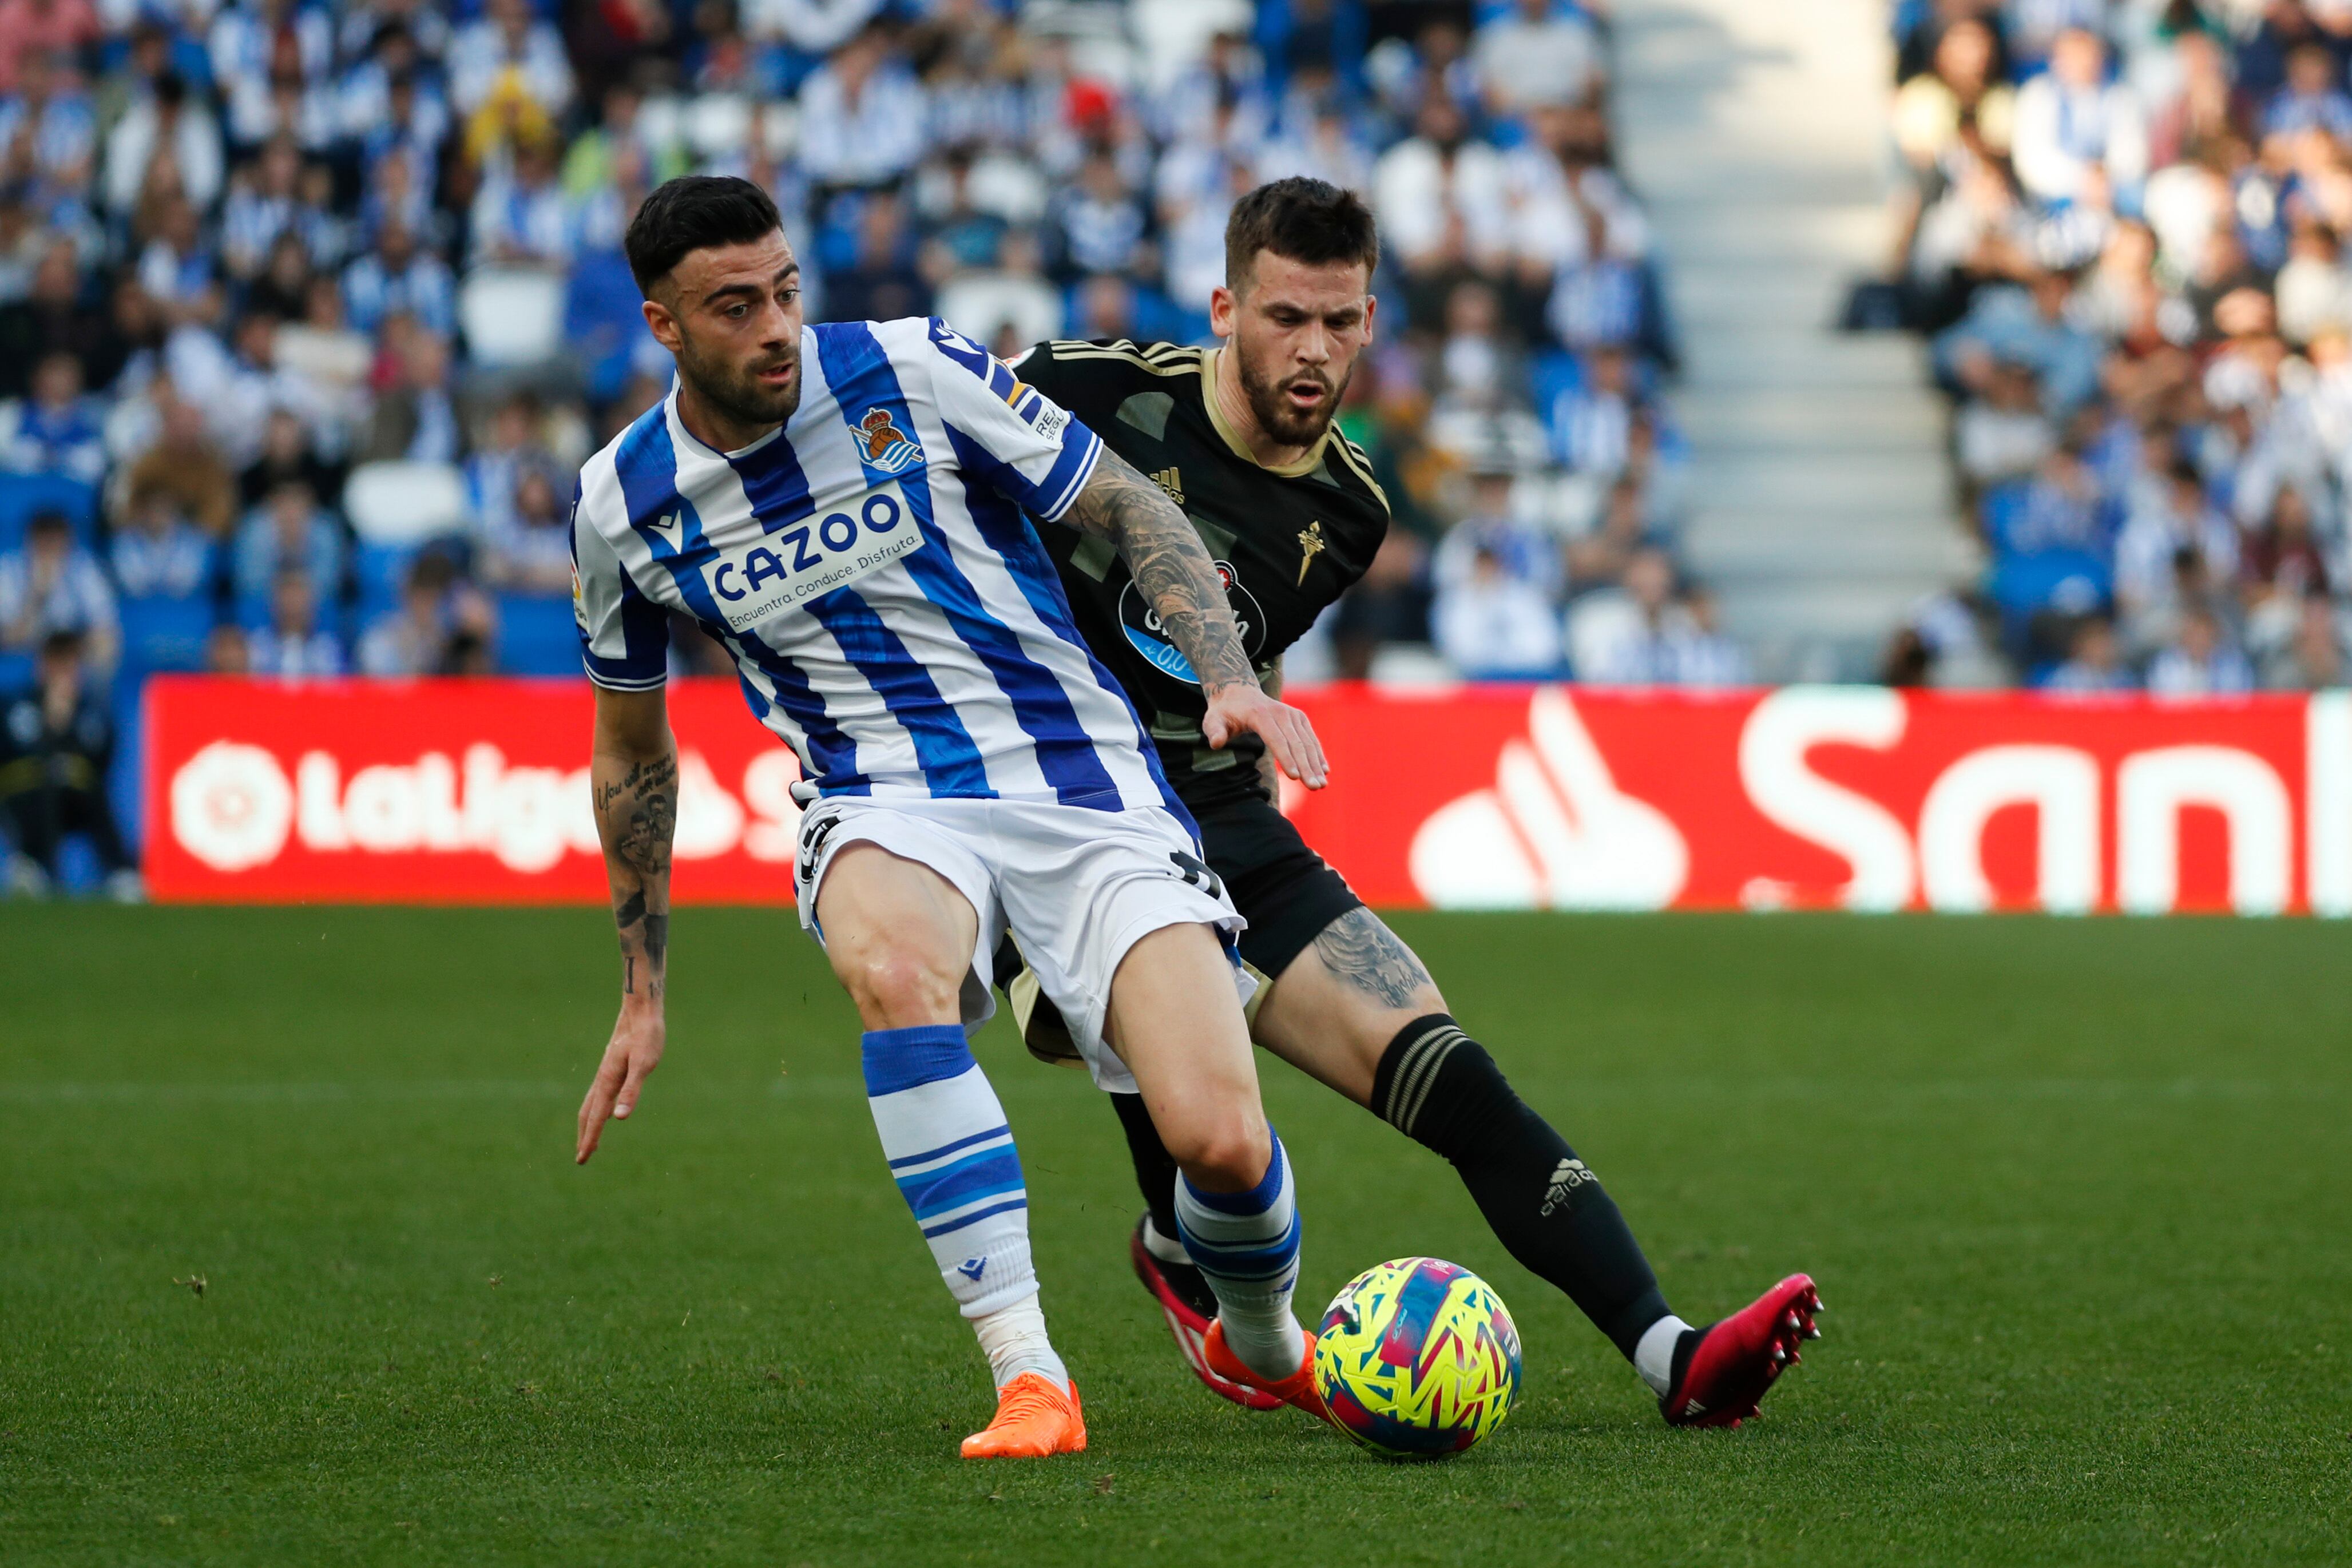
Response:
[3,906,2348,1565]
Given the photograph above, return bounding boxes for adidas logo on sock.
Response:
[1540,1158,1595,1218]
[957,1256,987,1281]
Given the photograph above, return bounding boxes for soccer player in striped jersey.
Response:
[568,177,1336,1457]
[1002,178,1820,1428]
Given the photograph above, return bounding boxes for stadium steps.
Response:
[1615,0,1965,680]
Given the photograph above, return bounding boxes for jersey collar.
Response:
[664,370,795,462]
[1201,348,1332,479]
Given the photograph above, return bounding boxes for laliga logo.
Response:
[1409,688,1688,910]
[170,742,807,875]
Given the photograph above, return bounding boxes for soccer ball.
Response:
[1313,1257,1521,1459]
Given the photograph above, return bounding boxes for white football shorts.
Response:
[792,795,1252,1092]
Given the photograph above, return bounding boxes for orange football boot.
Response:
[959,1372,1087,1459]
[1202,1320,1331,1425]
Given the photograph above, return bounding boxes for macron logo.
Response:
[957,1257,987,1282]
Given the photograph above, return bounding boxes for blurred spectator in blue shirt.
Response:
[0,48,94,217]
[246,566,343,679]
[110,481,213,601]
[1434,541,1563,678]
[1044,152,1153,283]
[448,0,574,120]
[798,26,927,190]
[358,546,481,677]
[2147,604,2255,696]
[0,509,116,669]
[232,478,341,605]
[463,393,552,543]
[134,194,222,330]
[2012,28,2147,205]
[342,217,455,338]
[467,131,575,269]
[1472,0,1600,118]
[2262,43,2352,141]
[1549,344,1633,479]
[1937,268,2105,419]
[2042,616,2135,693]
[0,350,105,483]
[338,24,448,148]
[477,458,572,596]
[1435,467,1563,601]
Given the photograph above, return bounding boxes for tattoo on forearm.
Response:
[1314,908,1434,1009]
[600,752,677,1000]
[1068,450,1256,694]
[604,755,677,878]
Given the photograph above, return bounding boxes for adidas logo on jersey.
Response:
[1540,1157,1595,1217]
[1151,467,1184,506]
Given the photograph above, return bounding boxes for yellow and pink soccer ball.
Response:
[1313,1257,1521,1459]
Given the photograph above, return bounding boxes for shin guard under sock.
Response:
[1374,1014,1671,1360]
[863,1025,1065,1387]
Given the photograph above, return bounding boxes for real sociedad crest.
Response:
[857,407,925,475]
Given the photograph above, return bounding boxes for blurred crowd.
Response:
[1886,0,2352,692]
[0,0,1722,891]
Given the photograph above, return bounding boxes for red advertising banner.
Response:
[145,677,2352,916]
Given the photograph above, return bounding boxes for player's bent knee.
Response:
[838,947,963,1029]
[1159,1112,1272,1192]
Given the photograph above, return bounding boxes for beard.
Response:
[1234,335,1350,450]
[676,327,802,432]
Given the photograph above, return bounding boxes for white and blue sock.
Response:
[1174,1128,1309,1382]
[863,1024,1066,1388]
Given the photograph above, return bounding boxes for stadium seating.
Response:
[496,594,587,677]
[118,598,217,676]
[458,269,570,371]
[343,464,469,548]
[0,474,100,552]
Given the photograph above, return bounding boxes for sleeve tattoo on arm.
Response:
[1312,908,1435,1010]
[1066,448,1256,696]
[596,752,677,998]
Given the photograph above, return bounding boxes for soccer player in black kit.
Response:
[1002,178,1821,1427]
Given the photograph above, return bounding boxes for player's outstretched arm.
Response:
[576,685,677,1164]
[1065,449,1328,788]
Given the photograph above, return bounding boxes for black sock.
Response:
[1374,1014,1672,1361]
[1110,1090,1184,1247]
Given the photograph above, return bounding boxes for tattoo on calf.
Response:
[1314,908,1434,1009]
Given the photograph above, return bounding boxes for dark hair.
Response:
[1223,176,1379,293]
[26,507,69,535]
[625,176,782,295]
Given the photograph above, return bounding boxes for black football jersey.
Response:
[1013,339,1391,809]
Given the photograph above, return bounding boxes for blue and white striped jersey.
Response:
[571,315,1179,812]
